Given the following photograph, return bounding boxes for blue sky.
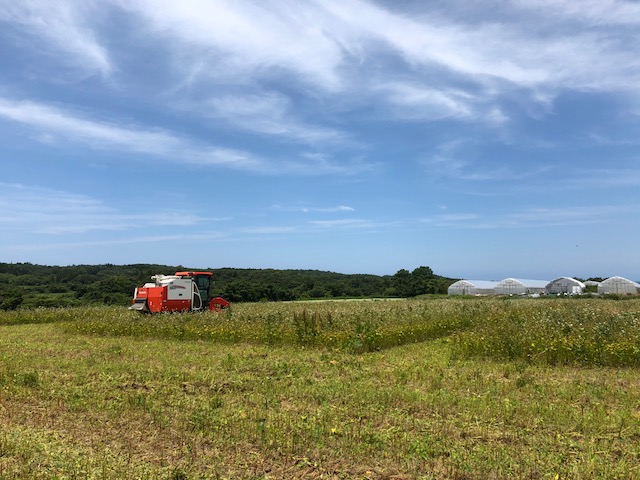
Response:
[1,0,639,280]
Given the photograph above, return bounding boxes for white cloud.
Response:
[419,204,640,230]
[240,226,299,235]
[5,232,227,253]
[510,0,640,27]
[205,92,346,144]
[307,205,355,213]
[124,0,639,128]
[123,0,346,90]
[335,1,639,102]
[273,204,355,213]
[0,0,112,76]
[193,147,266,170]
[0,98,183,155]
[486,107,509,125]
[0,183,209,235]
[308,218,374,229]
[0,98,273,172]
[278,152,377,176]
[539,168,640,191]
[4,0,639,132]
[0,97,374,175]
[421,140,553,184]
[322,0,552,86]
[374,81,476,120]
[438,214,481,223]
[501,205,640,227]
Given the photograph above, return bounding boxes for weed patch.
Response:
[451,300,640,366]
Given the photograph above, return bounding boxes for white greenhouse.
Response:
[447,280,498,295]
[545,277,586,295]
[495,278,548,295]
[597,276,640,295]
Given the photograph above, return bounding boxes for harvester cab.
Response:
[129,271,230,313]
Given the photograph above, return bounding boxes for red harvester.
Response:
[129,271,230,313]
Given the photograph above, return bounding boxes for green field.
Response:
[1,298,640,478]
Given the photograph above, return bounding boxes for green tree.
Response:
[0,286,23,310]
[392,269,412,297]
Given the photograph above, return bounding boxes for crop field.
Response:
[1,297,640,479]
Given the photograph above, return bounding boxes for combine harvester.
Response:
[129,271,230,313]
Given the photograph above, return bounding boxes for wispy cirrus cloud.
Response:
[507,166,640,194]
[271,204,355,213]
[421,140,552,184]
[0,183,215,235]
[0,0,112,76]
[304,205,355,213]
[0,97,265,170]
[0,97,373,175]
[419,204,640,230]
[510,0,640,27]
[239,226,299,235]
[6,232,228,254]
[124,0,346,91]
[373,81,477,120]
[204,92,347,145]
[308,218,375,229]
[499,205,640,228]
[319,0,640,95]
[0,98,183,155]
[4,0,640,134]
[434,214,481,225]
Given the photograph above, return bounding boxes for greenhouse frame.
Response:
[545,277,586,295]
[447,280,498,295]
[494,278,548,295]
[597,276,640,295]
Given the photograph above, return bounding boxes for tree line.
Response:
[0,263,456,310]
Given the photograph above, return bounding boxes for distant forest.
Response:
[0,263,456,310]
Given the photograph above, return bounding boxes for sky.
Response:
[1,0,639,280]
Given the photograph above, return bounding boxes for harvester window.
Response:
[196,276,210,291]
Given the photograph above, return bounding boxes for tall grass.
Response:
[60,299,477,353]
[5,297,640,365]
[451,298,640,366]
[0,306,85,326]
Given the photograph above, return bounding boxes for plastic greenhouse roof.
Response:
[601,276,640,287]
[497,278,549,288]
[453,280,499,288]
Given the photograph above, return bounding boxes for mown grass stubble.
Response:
[1,298,640,478]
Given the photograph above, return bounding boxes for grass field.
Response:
[1,298,640,478]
